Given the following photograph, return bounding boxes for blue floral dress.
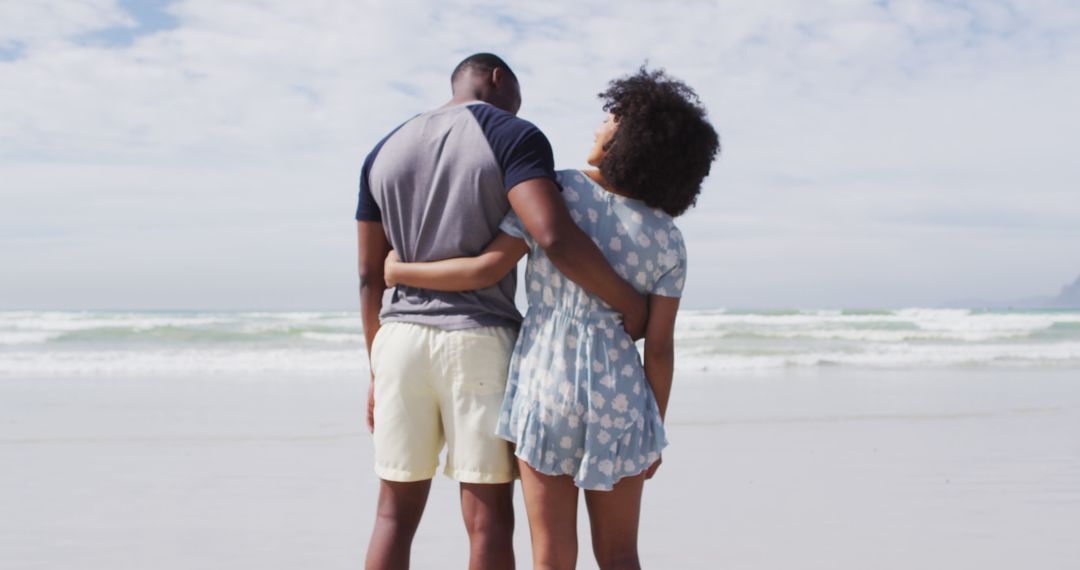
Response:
[496,169,688,491]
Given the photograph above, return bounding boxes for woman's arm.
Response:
[643,294,681,421]
[384,232,529,292]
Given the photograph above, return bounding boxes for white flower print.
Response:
[605,328,615,339]
[613,416,626,430]
[635,272,647,286]
[565,187,580,202]
[592,360,604,373]
[570,210,582,222]
[587,409,600,423]
[654,230,669,247]
[616,222,628,235]
[525,433,537,450]
[598,459,614,476]
[615,264,629,279]
[631,211,643,224]
[590,391,606,409]
[545,451,557,465]
[629,408,640,421]
[531,281,541,292]
[622,432,632,446]
[663,250,679,268]
[622,365,634,377]
[612,394,629,413]
[560,436,573,449]
[597,430,611,445]
[637,233,651,247]
[626,251,640,266]
[645,259,654,272]
[600,414,613,429]
[543,287,555,306]
[561,458,576,474]
[607,348,619,361]
[609,236,622,251]
[558,381,572,397]
[624,459,636,472]
[575,448,585,459]
[599,374,616,389]
[587,208,599,223]
[567,414,580,428]
[675,277,685,290]
[576,403,586,416]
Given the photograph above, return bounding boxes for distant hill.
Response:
[944,273,1080,309]
[1054,274,1080,307]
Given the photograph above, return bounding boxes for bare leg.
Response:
[365,479,432,570]
[459,482,516,570]
[518,459,580,570]
[584,473,646,570]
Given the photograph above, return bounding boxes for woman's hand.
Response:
[644,455,662,479]
[383,250,400,287]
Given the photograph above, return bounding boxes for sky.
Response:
[1,0,1079,310]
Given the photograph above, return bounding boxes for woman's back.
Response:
[502,169,687,321]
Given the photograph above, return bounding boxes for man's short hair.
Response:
[451,53,517,83]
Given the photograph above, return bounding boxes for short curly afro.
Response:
[598,67,720,217]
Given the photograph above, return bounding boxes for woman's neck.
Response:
[582,169,635,199]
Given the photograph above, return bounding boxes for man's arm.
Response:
[508,178,648,338]
[357,221,391,433]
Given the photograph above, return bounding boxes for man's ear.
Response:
[491,67,506,87]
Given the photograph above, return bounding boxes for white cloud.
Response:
[2,0,1079,309]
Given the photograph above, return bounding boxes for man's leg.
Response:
[365,479,432,570]
[366,323,443,569]
[460,482,516,570]
[440,325,520,569]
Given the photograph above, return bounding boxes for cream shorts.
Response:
[369,321,518,484]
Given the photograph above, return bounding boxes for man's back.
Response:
[356,101,555,330]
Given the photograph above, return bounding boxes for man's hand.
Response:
[366,372,375,433]
[383,250,400,287]
[644,455,662,479]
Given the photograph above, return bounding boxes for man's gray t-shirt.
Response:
[356,102,557,330]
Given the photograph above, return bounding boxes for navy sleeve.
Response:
[467,104,557,191]
[355,147,382,222]
[355,119,412,222]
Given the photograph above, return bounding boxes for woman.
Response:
[385,67,719,569]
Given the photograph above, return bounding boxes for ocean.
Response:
[3,308,1079,375]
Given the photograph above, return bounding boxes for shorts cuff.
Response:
[375,464,436,483]
[444,465,516,484]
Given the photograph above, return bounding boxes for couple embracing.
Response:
[356,53,719,569]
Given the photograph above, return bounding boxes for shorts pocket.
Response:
[452,327,515,395]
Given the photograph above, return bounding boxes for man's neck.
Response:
[442,96,485,109]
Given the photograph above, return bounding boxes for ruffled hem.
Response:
[497,401,668,492]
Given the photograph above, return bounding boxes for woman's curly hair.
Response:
[598,67,720,217]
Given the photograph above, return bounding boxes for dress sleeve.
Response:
[652,230,687,298]
[498,210,529,241]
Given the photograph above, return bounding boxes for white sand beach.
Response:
[3,367,1078,569]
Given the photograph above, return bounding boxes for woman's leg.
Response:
[518,458,580,570]
[584,473,646,570]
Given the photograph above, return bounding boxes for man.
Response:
[356,53,646,569]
